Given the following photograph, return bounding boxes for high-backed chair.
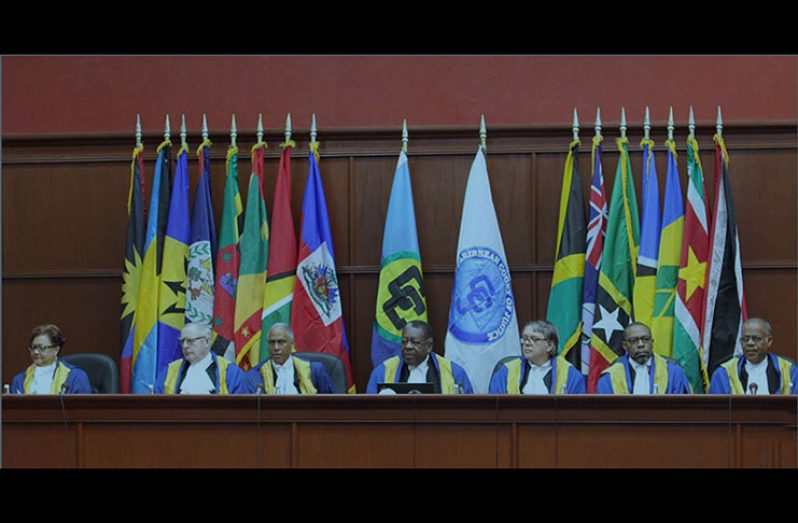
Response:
[293,351,348,393]
[61,353,119,394]
[490,355,521,381]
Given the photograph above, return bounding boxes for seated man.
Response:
[154,323,245,394]
[597,322,691,395]
[489,320,585,394]
[11,324,91,394]
[243,323,335,394]
[708,318,797,395]
[366,320,473,394]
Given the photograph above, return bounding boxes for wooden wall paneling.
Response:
[351,273,379,390]
[296,424,415,467]
[741,270,797,360]
[485,154,534,266]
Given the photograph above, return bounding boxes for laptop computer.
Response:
[377,382,435,394]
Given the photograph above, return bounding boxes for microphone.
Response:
[3,384,9,395]
[147,384,155,395]
[60,382,69,395]
[749,383,758,395]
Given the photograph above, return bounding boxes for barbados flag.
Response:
[371,150,427,367]
[291,149,355,392]
[132,139,171,393]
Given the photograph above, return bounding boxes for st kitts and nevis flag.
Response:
[259,138,298,363]
[587,136,640,392]
[371,149,428,367]
[234,141,270,370]
[581,133,608,376]
[673,135,710,393]
[185,138,217,328]
[211,144,243,362]
[156,143,191,375]
[632,138,660,328]
[131,138,171,393]
[291,145,355,392]
[546,139,585,368]
[119,143,145,393]
[445,148,520,393]
[702,134,747,378]
[651,139,684,360]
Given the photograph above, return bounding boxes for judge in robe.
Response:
[154,323,245,394]
[366,320,474,394]
[597,322,691,395]
[11,324,91,394]
[243,323,335,394]
[708,317,797,395]
[488,320,585,394]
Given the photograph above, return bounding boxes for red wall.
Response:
[3,55,796,136]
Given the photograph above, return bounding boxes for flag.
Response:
[445,148,520,393]
[292,148,355,391]
[185,138,217,327]
[651,140,684,358]
[546,139,585,367]
[674,136,710,393]
[131,139,171,393]
[234,142,270,370]
[587,137,640,392]
[211,145,243,362]
[581,135,608,377]
[702,135,747,377]
[120,144,145,393]
[633,138,660,327]
[156,144,191,374]
[260,140,298,362]
[371,150,428,367]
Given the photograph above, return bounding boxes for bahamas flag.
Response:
[445,148,520,393]
[371,150,427,367]
[132,139,171,393]
[651,140,684,358]
[186,138,217,327]
[674,136,710,392]
[211,145,243,362]
[120,144,145,393]
[156,144,191,374]
[587,137,640,392]
[291,148,355,392]
[633,138,660,327]
[260,140,298,362]
[234,142,270,370]
[546,139,585,367]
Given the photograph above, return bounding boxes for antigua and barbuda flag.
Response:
[371,150,427,367]
[445,148,520,393]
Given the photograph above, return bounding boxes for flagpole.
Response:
[231,114,237,147]
[180,114,188,150]
[164,114,171,142]
[643,107,650,141]
[716,106,723,137]
[285,113,292,144]
[310,113,317,147]
[620,107,627,139]
[479,114,487,151]
[688,106,696,140]
[402,118,409,153]
[668,107,674,142]
[595,107,602,139]
[202,114,209,142]
[257,113,264,144]
[136,114,142,148]
[572,108,579,141]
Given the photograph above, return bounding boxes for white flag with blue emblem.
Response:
[445,148,520,393]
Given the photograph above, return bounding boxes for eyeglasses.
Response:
[521,336,548,345]
[740,335,766,343]
[179,336,209,346]
[624,336,652,344]
[29,344,57,353]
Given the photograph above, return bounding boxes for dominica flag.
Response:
[651,140,683,359]
[132,139,171,393]
[633,138,660,327]
[587,136,640,392]
[234,142,270,370]
[156,144,191,374]
[211,145,243,362]
[702,134,747,378]
[120,143,145,393]
[260,139,298,362]
[291,147,355,392]
[546,139,585,367]
[371,150,428,367]
[186,138,217,327]
[674,136,710,393]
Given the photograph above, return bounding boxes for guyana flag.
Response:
[673,136,710,393]
[587,137,640,392]
[211,145,243,362]
[259,139,298,362]
[546,139,585,367]
[651,140,684,359]
[234,142,270,370]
